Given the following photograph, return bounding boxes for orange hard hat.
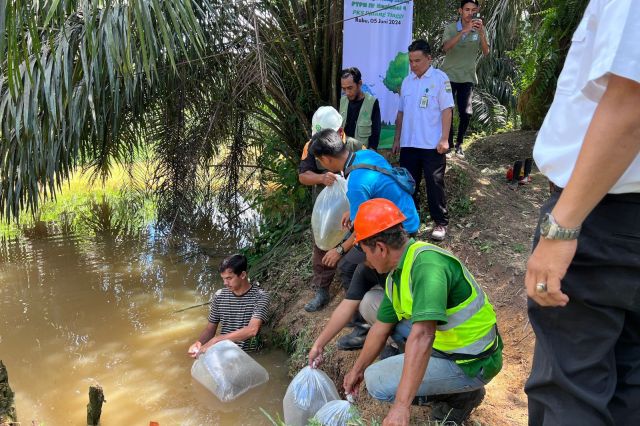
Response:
[354,198,406,243]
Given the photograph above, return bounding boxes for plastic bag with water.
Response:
[190,340,269,402]
[311,176,349,251]
[283,366,340,426]
[313,399,360,426]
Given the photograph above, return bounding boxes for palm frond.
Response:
[0,0,207,219]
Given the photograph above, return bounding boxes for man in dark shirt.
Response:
[339,67,381,150]
[299,106,365,312]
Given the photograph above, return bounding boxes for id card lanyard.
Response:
[420,87,429,108]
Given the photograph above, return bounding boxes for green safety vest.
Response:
[385,241,498,360]
[339,93,375,146]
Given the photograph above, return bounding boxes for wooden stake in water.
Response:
[87,385,105,425]
[0,360,18,425]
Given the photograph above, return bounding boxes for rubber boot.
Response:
[304,287,330,312]
[430,387,486,424]
[509,160,523,190]
[346,311,365,328]
[379,343,400,360]
[336,323,369,350]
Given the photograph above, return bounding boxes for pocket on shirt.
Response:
[402,90,415,103]
[555,12,593,95]
[357,123,372,137]
[428,95,440,110]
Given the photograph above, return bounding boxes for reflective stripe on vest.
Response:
[385,242,498,358]
[339,93,375,145]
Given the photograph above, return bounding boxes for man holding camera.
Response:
[441,0,489,158]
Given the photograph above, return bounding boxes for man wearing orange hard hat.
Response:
[342,198,502,426]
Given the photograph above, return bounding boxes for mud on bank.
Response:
[260,131,541,425]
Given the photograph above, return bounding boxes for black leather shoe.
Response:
[336,324,369,350]
[304,288,330,312]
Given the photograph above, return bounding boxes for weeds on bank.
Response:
[477,241,494,253]
[272,327,317,374]
[447,164,475,218]
[513,243,526,253]
[261,406,483,426]
[260,407,382,426]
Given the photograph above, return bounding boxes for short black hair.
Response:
[408,39,431,56]
[309,128,346,158]
[218,254,248,275]
[340,67,362,84]
[359,224,409,250]
[460,0,479,8]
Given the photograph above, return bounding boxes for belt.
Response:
[549,181,640,204]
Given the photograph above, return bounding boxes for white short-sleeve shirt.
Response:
[533,0,640,193]
[398,67,455,149]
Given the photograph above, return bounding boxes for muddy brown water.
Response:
[0,231,288,425]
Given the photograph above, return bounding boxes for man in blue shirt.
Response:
[307,128,419,351]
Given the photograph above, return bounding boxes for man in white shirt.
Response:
[393,39,454,241]
[524,1,640,424]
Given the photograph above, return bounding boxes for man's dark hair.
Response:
[360,224,409,251]
[309,128,346,158]
[340,67,362,84]
[219,254,248,275]
[460,0,479,8]
[408,39,431,56]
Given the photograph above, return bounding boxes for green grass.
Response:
[513,243,526,253]
[0,164,156,239]
[447,164,475,218]
[378,125,396,150]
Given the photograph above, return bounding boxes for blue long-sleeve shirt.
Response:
[345,150,420,234]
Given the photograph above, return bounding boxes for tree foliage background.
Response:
[0,0,588,231]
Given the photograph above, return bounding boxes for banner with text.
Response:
[342,0,413,149]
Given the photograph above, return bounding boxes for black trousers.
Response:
[526,190,640,426]
[448,82,473,148]
[399,147,449,226]
[338,246,366,291]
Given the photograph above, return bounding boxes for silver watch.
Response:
[540,213,581,240]
[335,244,345,255]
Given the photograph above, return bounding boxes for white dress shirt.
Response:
[533,0,640,193]
[398,67,455,149]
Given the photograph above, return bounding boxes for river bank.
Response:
[261,130,541,425]
[0,130,539,424]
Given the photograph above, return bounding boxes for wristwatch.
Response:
[540,213,581,240]
[335,244,345,255]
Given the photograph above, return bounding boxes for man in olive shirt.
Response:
[339,67,381,150]
[441,0,489,157]
[343,198,502,426]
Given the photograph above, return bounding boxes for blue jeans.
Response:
[365,320,486,401]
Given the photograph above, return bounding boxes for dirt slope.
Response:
[265,130,543,425]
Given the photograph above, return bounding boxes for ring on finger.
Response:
[535,282,547,293]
